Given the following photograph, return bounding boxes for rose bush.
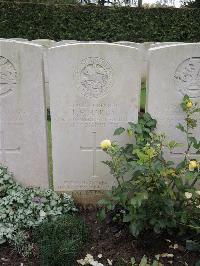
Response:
[98,95,200,241]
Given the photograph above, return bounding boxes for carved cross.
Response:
[0,129,20,165]
[80,131,102,178]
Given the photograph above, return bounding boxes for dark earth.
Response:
[0,210,199,266]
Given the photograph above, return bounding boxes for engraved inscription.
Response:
[60,103,127,128]
[174,57,200,98]
[0,56,17,97]
[75,57,113,99]
[61,179,110,190]
[72,104,126,123]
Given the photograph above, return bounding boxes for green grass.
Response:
[47,120,53,188]
[33,214,87,266]
[140,83,146,112]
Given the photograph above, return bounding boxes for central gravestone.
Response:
[147,44,200,162]
[48,43,140,194]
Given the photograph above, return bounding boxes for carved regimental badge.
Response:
[75,57,113,99]
[0,56,17,97]
[174,57,200,99]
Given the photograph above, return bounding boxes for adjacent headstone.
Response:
[31,39,55,48]
[52,40,79,47]
[147,44,200,162]
[115,42,148,83]
[31,39,56,109]
[149,42,183,49]
[9,38,29,42]
[0,40,49,188]
[48,43,141,194]
[115,41,139,47]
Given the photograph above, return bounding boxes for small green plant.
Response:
[98,95,200,238]
[0,166,77,256]
[131,255,162,266]
[33,214,87,266]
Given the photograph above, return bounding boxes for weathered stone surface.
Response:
[115,42,148,83]
[0,40,49,188]
[48,43,141,192]
[149,42,183,48]
[31,39,56,109]
[31,39,55,47]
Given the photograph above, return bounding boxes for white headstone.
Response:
[0,40,49,188]
[115,41,139,47]
[52,40,79,47]
[31,39,56,109]
[32,39,55,47]
[149,42,183,49]
[147,44,200,162]
[9,38,29,42]
[48,43,141,191]
[115,42,147,83]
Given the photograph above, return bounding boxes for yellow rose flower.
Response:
[186,101,193,109]
[100,139,111,150]
[189,160,198,171]
[185,192,192,199]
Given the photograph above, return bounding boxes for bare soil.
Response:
[0,210,199,266]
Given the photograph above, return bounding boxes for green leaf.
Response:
[128,122,135,128]
[143,112,152,121]
[191,108,200,114]
[114,127,125,136]
[166,161,175,166]
[120,192,128,205]
[152,260,159,266]
[168,140,183,150]
[129,223,140,237]
[139,255,148,266]
[195,260,200,266]
[98,198,111,206]
[186,240,200,252]
[185,172,195,180]
[127,128,134,137]
[105,191,112,197]
[134,124,143,134]
[0,238,6,244]
[123,214,132,223]
[146,119,157,128]
[130,192,148,208]
[176,160,186,170]
[176,123,186,132]
[131,257,136,266]
[97,208,106,221]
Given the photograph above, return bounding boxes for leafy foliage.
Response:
[131,255,163,266]
[183,0,200,8]
[98,95,200,241]
[0,166,76,256]
[33,214,87,266]
[0,3,200,42]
